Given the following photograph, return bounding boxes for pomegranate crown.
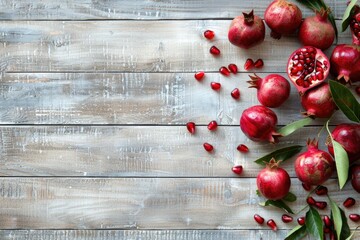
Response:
[247,73,261,88]
[306,138,319,149]
[266,158,282,169]
[242,10,254,25]
[316,8,331,21]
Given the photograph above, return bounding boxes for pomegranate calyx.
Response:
[266,158,282,169]
[243,10,255,25]
[306,138,319,149]
[269,131,283,144]
[316,8,330,21]
[247,73,261,88]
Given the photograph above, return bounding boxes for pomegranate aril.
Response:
[228,63,238,74]
[186,122,196,134]
[194,71,205,81]
[315,186,328,196]
[297,217,305,225]
[349,214,360,222]
[231,88,240,99]
[204,30,215,40]
[306,196,316,206]
[302,183,312,191]
[207,120,218,131]
[203,142,214,152]
[315,201,327,210]
[232,165,243,175]
[244,58,254,70]
[254,214,264,224]
[356,86,360,97]
[210,82,221,90]
[210,46,220,55]
[254,59,264,68]
[323,215,332,228]
[343,197,356,208]
[267,219,277,231]
[324,227,331,233]
[281,214,293,223]
[237,144,249,153]
[219,66,231,76]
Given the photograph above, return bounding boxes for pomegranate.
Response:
[247,73,290,108]
[300,82,337,118]
[228,10,265,49]
[295,139,335,186]
[330,44,360,83]
[287,46,330,95]
[264,0,302,39]
[327,123,360,163]
[351,164,360,193]
[350,5,360,45]
[298,9,335,50]
[240,105,282,143]
[256,159,291,200]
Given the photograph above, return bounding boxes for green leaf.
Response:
[329,80,360,123]
[326,120,349,189]
[285,225,307,240]
[260,199,294,214]
[342,0,359,32]
[278,117,313,137]
[330,198,343,240]
[283,192,297,202]
[254,145,303,165]
[346,226,360,240]
[339,208,351,240]
[305,206,324,240]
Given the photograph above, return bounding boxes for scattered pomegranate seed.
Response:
[232,165,243,175]
[210,82,221,90]
[237,144,249,153]
[186,122,196,134]
[207,120,218,131]
[254,59,264,68]
[267,219,277,231]
[356,86,360,96]
[204,30,215,40]
[203,142,214,152]
[244,58,254,70]
[194,71,205,81]
[282,214,293,223]
[297,217,305,225]
[306,196,316,206]
[323,215,332,228]
[315,186,328,196]
[219,66,231,76]
[315,201,327,210]
[228,63,238,74]
[324,227,331,233]
[349,214,360,222]
[231,88,240,100]
[302,183,312,191]
[210,46,221,55]
[343,197,356,208]
[254,214,264,224]
[329,231,336,240]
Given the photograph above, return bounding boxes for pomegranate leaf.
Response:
[260,199,294,214]
[329,198,351,240]
[284,225,307,240]
[329,80,360,123]
[305,206,324,240]
[342,0,359,32]
[254,145,303,165]
[278,117,313,136]
[283,192,297,202]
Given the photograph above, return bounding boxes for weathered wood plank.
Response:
[0,178,358,230]
[0,0,347,20]
[0,20,351,73]
[0,73,354,124]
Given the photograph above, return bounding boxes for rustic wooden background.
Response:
[0,0,358,239]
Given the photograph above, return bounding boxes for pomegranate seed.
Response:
[356,86,360,97]
[231,88,240,99]
[254,214,264,224]
[203,142,214,152]
[237,144,249,153]
[254,59,264,68]
[210,46,220,55]
[306,196,316,206]
[267,219,277,231]
[349,214,360,222]
[315,201,327,210]
[302,183,312,191]
[343,197,356,208]
[329,231,336,240]
[204,30,215,40]
[315,186,328,196]
[210,82,221,90]
[297,217,305,225]
[282,214,293,223]
[244,58,254,70]
[324,227,331,234]
[323,215,332,228]
[194,71,205,81]
[232,165,243,175]
[186,122,196,134]
[228,63,238,74]
[207,120,218,131]
[219,66,231,76]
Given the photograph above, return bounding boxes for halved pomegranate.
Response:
[287,46,330,95]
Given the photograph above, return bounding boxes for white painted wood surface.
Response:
[0,0,359,239]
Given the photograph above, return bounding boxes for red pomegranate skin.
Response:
[330,44,360,83]
[351,164,360,193]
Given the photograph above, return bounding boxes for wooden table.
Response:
[0,1,358,239]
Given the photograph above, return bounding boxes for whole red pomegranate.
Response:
[298,9,335,50]
[301,82,337,118]
[228,10,265,49]
[327,123,360,163]
[264,0,302,39]
[287,46,330,95]
[351,164,360,193]
[350,5,360,46]
[330,44,360,83]
[295,139,335,186]
[257,158,291,200]
[240,105,282,143]
[247,73,290,108]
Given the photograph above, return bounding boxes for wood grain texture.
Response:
[0,0,347,20]
[0,20,351,73]
[0,178,358,230]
